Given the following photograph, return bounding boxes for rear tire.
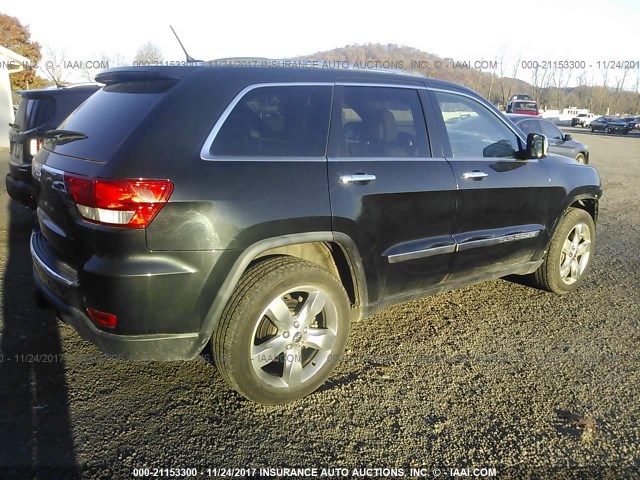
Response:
[605,126,611,134]
[213,256,351,404]
[532,208,595,294]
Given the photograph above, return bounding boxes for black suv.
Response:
[31,66,602,404]
[7,84,100,208]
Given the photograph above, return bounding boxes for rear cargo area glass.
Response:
[49,80,174,161]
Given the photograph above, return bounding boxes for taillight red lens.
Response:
[64,175,173,228]
[65,175,95,207]
[87,308,118,328]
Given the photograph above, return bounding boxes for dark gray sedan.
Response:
[590,116,631,134]
[506,114,589,164]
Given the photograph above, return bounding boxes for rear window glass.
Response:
[50,81,174,161]
[512,101,538,112]
[210,85,332,157]
[15,97,55,130]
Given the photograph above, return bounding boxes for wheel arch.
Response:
[189,232,368,357]
[548,193,600,245]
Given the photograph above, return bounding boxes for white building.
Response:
[0,45,31,148]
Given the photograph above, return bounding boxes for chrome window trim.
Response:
[200,82,334,161]
[328,156,445,163]
[336,82,427,90]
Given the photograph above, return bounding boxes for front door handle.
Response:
[339,174,377,184]
[462,171,488,180]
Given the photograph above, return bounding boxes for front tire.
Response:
[605,126,611,134]
[213,257,351,404]
[532,208,595,294]
[575,153,587,164]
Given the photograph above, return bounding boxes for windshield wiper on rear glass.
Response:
[45,129,88,145]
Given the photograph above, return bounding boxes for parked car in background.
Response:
[506,99,539,116]
[571,113,597,127]
[621,116,640,130]
[31,65,602,404]
[590,116,631,134]
[6,84,101,208]
[508,114,589,164]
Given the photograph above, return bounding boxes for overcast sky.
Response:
[3,0,640,88]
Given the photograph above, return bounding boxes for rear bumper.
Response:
[31,232,205,360]
[6,173,37,209]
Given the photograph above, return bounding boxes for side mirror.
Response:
[526,132,548,159]
[563,133,572,141]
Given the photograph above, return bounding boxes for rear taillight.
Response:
[29,138,44,156]
[64,175,173,228]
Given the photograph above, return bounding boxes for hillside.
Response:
[298,43,532,107]
[298,43,640,114]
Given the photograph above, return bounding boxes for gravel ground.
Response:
[0,128,638,480]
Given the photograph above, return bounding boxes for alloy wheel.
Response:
[559,223,591,285]
[251,286,339,388]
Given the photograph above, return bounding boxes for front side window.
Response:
[210,85,332,157]
[336,86,429,158]
[436,91,522,159]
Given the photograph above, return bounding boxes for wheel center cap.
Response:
[293,332,303,343]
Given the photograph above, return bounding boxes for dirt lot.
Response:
[0,128,638,479]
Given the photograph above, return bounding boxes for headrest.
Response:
[362,110,398,143]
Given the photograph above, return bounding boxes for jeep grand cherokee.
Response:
[31,65,602,404]
[7,83,100,208]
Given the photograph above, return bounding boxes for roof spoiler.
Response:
[95,67,191,86]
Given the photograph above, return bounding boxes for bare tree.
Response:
[134,42,164,64]
[634,66,640,113]
[599,67,610,114]
[531,66,551,109]
[79,53,129,82]
[499,55,521,106]
[613,69,629,114]
[486,56,497,103]
[41,47,69,86]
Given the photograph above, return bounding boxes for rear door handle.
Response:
[339,174,377,184]
[462,171,488,180]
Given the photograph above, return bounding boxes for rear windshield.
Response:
[49,80,174,161]
[513,101,538,111]
[14,96,55,130]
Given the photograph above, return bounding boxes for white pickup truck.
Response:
[572,113,597,127]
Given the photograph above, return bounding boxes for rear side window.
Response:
[210,85,332,157]
[15,97,55,130]
[517,119,540,136]
[336,86,429,158]
[539,120,564,140]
